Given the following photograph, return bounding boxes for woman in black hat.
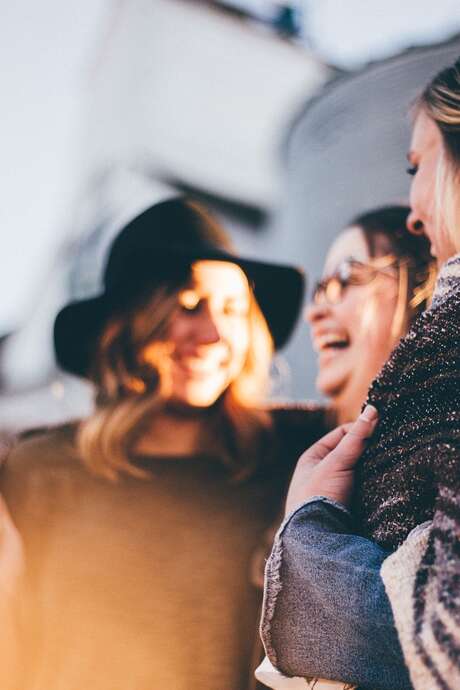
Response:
[0,197,325,690]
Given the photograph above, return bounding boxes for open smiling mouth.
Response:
[315,333,350,353]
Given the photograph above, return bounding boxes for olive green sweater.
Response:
[0,407,326,690]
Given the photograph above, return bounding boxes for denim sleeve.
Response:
[260,498,412,690]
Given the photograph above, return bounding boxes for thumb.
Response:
[326,405,378,469]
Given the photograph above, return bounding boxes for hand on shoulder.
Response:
[285,405,378,516]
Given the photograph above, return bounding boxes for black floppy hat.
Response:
[54,198,305,377]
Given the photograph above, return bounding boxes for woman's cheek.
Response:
[225,322,250,373]
[359,298,381,337]
[370,294,399,356]
[352,289,394,354]
[345,289,379,345]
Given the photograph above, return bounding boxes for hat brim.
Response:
[54,248,305,378]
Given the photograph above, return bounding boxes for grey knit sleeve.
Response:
[382,479,460,690]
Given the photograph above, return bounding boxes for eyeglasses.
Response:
[312,255,399,306]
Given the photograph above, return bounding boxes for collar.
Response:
[429,251,460,310]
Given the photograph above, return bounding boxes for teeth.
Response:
[315,334,349,352]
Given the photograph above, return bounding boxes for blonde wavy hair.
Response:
[415,58,460,252]
[77,268,274,481]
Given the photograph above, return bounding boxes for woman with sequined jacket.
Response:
[259,58,460,690]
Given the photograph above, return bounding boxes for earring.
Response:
[411,220,425,236]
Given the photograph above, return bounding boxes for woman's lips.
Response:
[313,331,351,369]
[318,346,349,366]
[313,332,350,353]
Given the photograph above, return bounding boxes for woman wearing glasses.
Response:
[259,58,460,690]
[308,205,434,426]
[255,205,434,690]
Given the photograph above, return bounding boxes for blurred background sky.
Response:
[2,0,460,427]
[3,0,460,332]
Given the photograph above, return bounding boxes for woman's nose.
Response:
[406,210,425,236]
[195,306,221,345]
[305,300,331,324]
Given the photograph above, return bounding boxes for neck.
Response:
[135,405,211,456]
[430,251,460,310]
[333,383,370,425]
[335,399,361,425]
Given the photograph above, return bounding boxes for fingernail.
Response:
[360,404,378,421]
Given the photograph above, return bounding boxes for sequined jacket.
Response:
[355,253,460,550]
[357,253,460,690]
[259,255,460,690]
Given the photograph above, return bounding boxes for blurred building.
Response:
[0,0,326,430]
[2,0,460,431]
[278,35,460,398]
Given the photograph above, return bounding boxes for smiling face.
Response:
[306,226,400,422]
[142,260,251,408]
[406,110,457,264]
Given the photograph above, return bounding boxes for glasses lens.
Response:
[313,277,343,304]
[346,263,376,285]
[324,277,343,304]
[346,256,399,284]
[312,282,324,304]
[312,256,399,306]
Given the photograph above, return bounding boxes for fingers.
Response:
[347,404,378,438]
[297,406,377,469]
[299,425,349,463]
[286,407,378,512]
[327,405,378,469]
